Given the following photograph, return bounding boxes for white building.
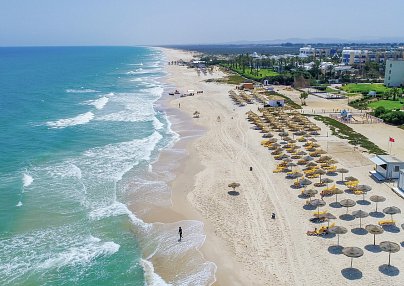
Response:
[398,169,404,191]
[370,155,404,181]
[266,95,285,107]
[299,46,315,58]
[341,49,368,65]
[384,59,404,87]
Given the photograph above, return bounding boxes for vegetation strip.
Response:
[308,115,387,155]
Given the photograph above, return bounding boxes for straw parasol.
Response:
[228,182,240,192]
[321,178,334,189]
[340,199,356,214]
[318,213,337,227]
[365,224,384,245]
[383,206,401,221]
[336,168,349,182]
[333,188,344,203]
[345,176,357,182]
[342,247,364,268]
[315,169,326,182]
[329,226,348,246]
[356,184,372,201]
[310,199,326,215]
[352,210,369,228]
[380,241,400,266]
[299,178,312,187]
[369,195,386,212]
[303,189,318,200]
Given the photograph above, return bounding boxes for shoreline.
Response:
[138,47,404,286]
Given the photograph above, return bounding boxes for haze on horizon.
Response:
[1,0,403,47]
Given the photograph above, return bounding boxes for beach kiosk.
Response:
[266,95,285,107]
[370,155,404,181]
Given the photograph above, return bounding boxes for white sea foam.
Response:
[22,173,33,187]
[46,112,94,129]
[38,236,120,269]
[85,96,109,110]
[141,259,171,286]
[66,88,99,94]
[16,201,23,207]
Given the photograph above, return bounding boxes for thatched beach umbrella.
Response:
[306,162,317,168]
[315,169,326,183]
[322,178,334,189]
[299,178,312,187]
[304,156,314,162]
[263,133,274,138]
[332,188,344,203]
[380,241,400,266]
[383,206,401,221]
[342,247,364,268]
[356,185,372,201]
[329,226,348,246]
[365,224,384,245]
[345,176,358,182]
[340,199,356,214]
[303,189,318,200]
[228,182,240,192]
[352,210,369,228]
[310,199,326,215]
[369,195,386,212]
[336,168,349,182]
[318,212,337,227]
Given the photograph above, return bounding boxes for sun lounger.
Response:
[378,220,396,226]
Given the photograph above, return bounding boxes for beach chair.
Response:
[313,210,328,216]
[378,220,396,226]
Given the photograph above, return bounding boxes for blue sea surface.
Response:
[0,46,179,285]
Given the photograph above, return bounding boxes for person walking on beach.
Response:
[178,226,183,242]
[178,102,181,108]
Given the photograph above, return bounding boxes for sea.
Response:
[0,46,215,285]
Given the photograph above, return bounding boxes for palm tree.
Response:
[391,87,401,101]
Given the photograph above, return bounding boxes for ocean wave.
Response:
[141,259,171,286]
[46,112,94,129]
[38,236,120,269]
[0,227,119,284]
[16,201,23,207]
[85,96,109,110]
[66,88,99,94]
[23,173,33,187]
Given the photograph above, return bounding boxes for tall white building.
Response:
[299,46,315,58]
[385,59,404,87]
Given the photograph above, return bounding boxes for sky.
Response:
[1,0,404,46]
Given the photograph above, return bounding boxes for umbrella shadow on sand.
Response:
[351,228,368,235]
[329,202,342,209]
[369,211,385,218]
[365,244,382,253]
[341,268,363,280]
[303,204,316,210]
[379,264,400,276]
[382,225,400,233]
[227,191,240,196]
[328,245,343,255]
[339,214,355,221]
[357,200,371,206]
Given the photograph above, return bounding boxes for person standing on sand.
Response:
[178,227,183,241]
[178,102,181,108]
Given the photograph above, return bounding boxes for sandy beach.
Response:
[142,48,404,285]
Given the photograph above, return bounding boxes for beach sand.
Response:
[137,48,404,285]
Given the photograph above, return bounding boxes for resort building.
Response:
[384,59,404,87]
[266,95,285,107]
[370,155,404,181]
[299,46,315,58]
[341,49,368,65]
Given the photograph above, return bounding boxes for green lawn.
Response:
[229,66,279,80]
[341,83,390,94]
[368,100,404,110]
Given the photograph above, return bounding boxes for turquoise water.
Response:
[0,46,184,285]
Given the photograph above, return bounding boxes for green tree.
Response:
[300,92,309,105]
